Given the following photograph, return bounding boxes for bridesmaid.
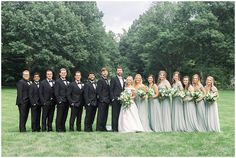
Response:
[147,74,163,132]
[182,76,200,132]
[192,74,207,132]
[205,76,220,132]
[134,74,152,132]
[171,71,186,131]
[158,70,172,132]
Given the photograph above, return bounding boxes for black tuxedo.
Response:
[54,78,70,132]
[96,77,110,131]
[29,81,41,132]
[39,79,56,131]
[16,79,32,132]
[84,80,97,132]
[67,81,84,131]
[110,76,124,131]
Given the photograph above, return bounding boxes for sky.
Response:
[96,1,153,34]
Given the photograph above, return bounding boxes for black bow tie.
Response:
[62,80,67,82]
[48,80,53,82]
[35,81,39,84]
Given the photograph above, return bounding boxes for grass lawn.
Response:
[1,88,235,156]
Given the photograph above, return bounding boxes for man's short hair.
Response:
[101,67,108,73]
[59,68,67,73]
[34,72,40,76]
[46,69,53,74]
[88,72,95,77]
[116,66,122,70]
[22,70,30,75]
[75,71,81,75]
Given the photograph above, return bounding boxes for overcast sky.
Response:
[96,1,153,34]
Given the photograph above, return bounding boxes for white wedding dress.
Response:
[118,87,144,133]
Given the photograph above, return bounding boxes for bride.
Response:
[118,76,144,133]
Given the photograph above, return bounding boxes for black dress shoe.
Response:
[69,128,74,132]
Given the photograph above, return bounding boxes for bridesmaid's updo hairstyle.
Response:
[172,71,180,84]
[158,70,167,83]
[148,74,155,84]
[182,76,190,90]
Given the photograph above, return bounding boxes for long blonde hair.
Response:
[206,76,215,87]
[192,74,202,86]
[134,74,143,87]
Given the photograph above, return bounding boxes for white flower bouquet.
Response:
[118,90,132,109]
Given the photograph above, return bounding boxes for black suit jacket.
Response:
[110,76,124,101]
[39,79,56,105]
[67,81,85,107]
[54,78,70,104]
[29,82,41,106]
[84,81,97,106]
[16,79,31,105]
[96,77,110,104]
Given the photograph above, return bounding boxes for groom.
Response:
[110,66,124,132]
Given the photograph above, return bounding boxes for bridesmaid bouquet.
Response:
[147,87,155,98]
[159,88,172,100]
[118,90,132,109]
[205,92,218,104]
[191,91,202,102]
[171,88,185,98]
[136,88,147,98]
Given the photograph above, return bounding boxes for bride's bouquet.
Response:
[147,87,155,98]
[205,92,218,104]
[159,88,172,100]
[191,91,202,102]
[118,90,132,109]
[136,88,146,98]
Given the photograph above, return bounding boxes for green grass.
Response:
[1,88,235,156]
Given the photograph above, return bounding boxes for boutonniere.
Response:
[67,81,70,84]
[82,83,84,87]
[52,81,55,85]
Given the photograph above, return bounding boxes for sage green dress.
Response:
[171,81,186,131]
[205,86,220,132]
[158,80,172,132]
[134,95,152,132]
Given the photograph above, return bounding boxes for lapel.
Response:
[115,76,123,89]
[46,79,55,88]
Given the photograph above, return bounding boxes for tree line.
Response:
[2,1,234,88]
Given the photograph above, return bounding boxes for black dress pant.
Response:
[112,100,121,132]
[31,105,41,132]
[56,102,69,132]
[18,101,30,132]
[84,106,97,132]
[42,101,55,131]
[96,102,109,131]
[69,105,83,131]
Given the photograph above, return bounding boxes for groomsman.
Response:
[67,71,84,131]
[39,69,56,132]
[54,68,70,132]
[29,72,41,132]
[84,72,97,132]
[96,67,110,131]
[110,66,124,132]
[16,70,32,132]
